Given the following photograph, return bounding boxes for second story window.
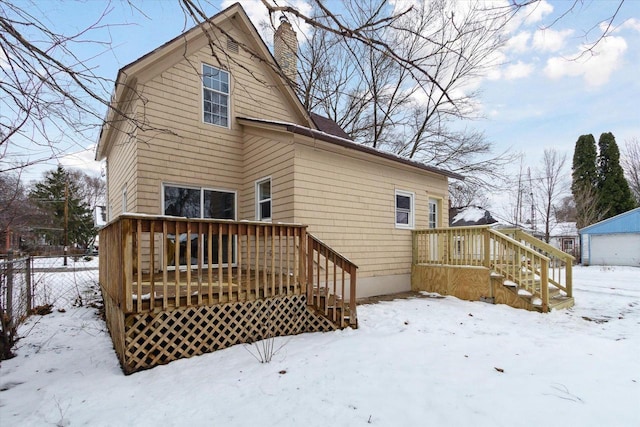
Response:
[202,64,229,127]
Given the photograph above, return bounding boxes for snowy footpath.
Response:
[0,266,638,426]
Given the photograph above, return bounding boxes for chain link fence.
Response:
[1,252,100,359]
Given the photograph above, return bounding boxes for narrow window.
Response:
[122,187,127,214]
[256,178,272,221]
[395,190,414,229]
[428,198,439,229]
[202,64,229,127]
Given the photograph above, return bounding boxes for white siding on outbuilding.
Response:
[587,234,640,266]
[580,208,640,267]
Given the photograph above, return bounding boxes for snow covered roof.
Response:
[449,206,498,227]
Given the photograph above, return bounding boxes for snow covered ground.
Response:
[0,265,638,426]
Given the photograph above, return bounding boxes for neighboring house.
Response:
[548,221,579,260]
[449,206,498,227]
[95,3,459,299]
[580,207,640,266]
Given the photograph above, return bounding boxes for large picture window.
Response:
[163,185,236,266]
[202,64,229,127]
[395,190,415,229]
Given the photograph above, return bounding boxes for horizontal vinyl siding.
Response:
[293,141,449,280]
[124,23,303,215]
[106,98,139,218]
[241,129,295,222]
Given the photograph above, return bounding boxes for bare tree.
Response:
[621,137,640,204]
[573,184,607,230]
[0,171,36,252]
[535,149,567,243]
[449,181,489,208]
[295,0,517,189]
[2,0,626,180]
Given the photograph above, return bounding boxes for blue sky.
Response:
[6,0,640,207]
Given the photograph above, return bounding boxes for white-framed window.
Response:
[162,184,237,266]
[428,198,439,229]
[395,190,415,229]
[202,64,229,127]
[256,177,272,221]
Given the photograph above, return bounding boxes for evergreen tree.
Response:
[597,132,636,218]
[29,166,96,248]
[571,134,599,228]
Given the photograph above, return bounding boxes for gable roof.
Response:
[580,207,640,234]
[96,2,315,160]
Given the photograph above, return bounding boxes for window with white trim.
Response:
[163,184,236,266]
[256,178,272,221]
[428,198,439,229]
[395,190,414,228]
[202,64,229,127]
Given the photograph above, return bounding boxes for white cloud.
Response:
[616,18,640,33]
[504,61,533,80]
[59,145,103,176]
[506,31,531,53]
[532,28,574,52]
[522,0,553,25]
[544,36,628,87]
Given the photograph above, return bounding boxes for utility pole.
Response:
[63,179,69,266]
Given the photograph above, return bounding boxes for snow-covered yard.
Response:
[0,265,638,426]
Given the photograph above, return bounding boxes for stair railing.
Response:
[307,234,358,328]
[498,228,573,298]
[413,226,552,312]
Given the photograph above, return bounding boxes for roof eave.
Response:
[237,117,464,180]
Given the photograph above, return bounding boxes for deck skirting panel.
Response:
[114,295,334,374]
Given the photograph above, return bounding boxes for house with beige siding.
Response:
[95,3,458,299]
[95,3,573,374]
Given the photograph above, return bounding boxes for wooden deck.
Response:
[99,215,358,374]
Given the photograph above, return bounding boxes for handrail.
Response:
[412,226,553,312]
[498,228,573,297]
[307,234,358,328]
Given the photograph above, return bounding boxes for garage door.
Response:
[590,233,640,266]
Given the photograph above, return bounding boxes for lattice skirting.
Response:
[104,294,336,374]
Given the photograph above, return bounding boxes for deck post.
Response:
[566,261,573,298]
[122,218,133,313]
[541,258,549,313]
[411,231,418,265]
[483,228,491,269]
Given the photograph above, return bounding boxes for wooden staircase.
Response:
[495,272,575,312]
[413,225,575,313]
[306,234,358,328]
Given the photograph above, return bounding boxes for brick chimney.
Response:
[274,15,298,84]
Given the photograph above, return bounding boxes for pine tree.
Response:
[597,132,636,218]
[29,166,96,248]
[571,134,599,228]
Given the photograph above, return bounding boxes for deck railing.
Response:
[99,215,357,327]
[498,228,573,298]
[412,226,565,312]
[307,234,358,328]
[100,215,307,313]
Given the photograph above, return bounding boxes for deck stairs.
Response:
[308,287,356,328]
[491,269,575,312]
